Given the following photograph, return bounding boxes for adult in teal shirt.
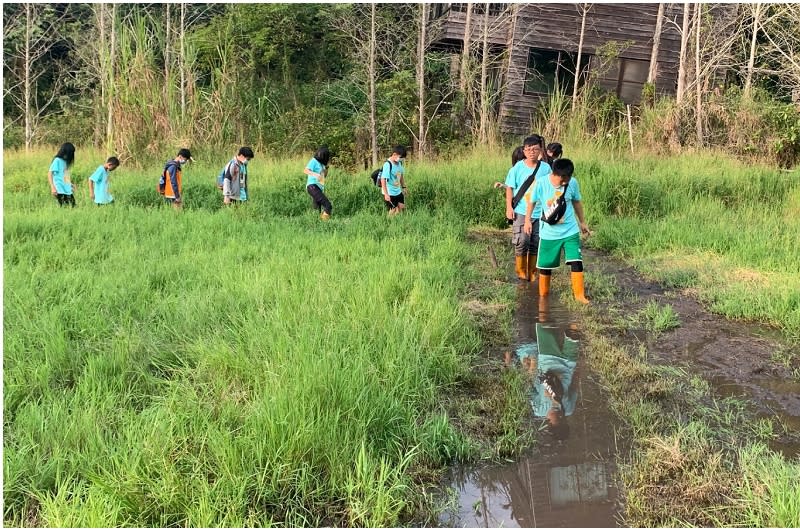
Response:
[48,142,76,207]
[304,146,332,220]
[88,156,120,205]
[504,134,550,281]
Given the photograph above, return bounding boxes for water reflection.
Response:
[441,287,620,528]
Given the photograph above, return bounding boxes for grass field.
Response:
[4,145,800,526]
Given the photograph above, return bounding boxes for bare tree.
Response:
[105,3,117,153]
[417,3,428,158]
[743,3,762,99]
[647,3,665,85]
[478,3,491,144]
[2,3,69,150]
[757,4,800,102]
[369,3,378,165]
[165,4,171,85]
[459,2,473,94]
[180,2,186,121]
[694,2,703,145]
[676,1,691,104]
[572,3,590,110]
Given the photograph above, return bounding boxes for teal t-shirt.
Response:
[49,157,72,195]
[89,165,113,204]
[504,159,550,219]
[533,176,582,240]
[305,158,326,190]
[382,160,404,196]
[531,323,579,417]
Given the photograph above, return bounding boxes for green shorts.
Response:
[536,233,583,270]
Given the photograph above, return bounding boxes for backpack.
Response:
[157,160,180,195]
[370,159,392,187]
[216,159,236,190]
[541,178,571,225]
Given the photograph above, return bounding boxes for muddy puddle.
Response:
[439,284,623,528]
[587,249,800,458]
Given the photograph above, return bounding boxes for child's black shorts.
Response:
[384,193,405,209]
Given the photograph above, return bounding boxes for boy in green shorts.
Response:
[524,158,591,304]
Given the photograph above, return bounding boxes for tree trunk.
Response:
[417,3,428,158]
[180,2,186,122]
[460,2,473,93]
[106,3,116,154]
[165,4,171,86]
[572,4,588,110]
[478,3,490,143]
[24,3,32,151]
[96,3,106,147]
[694,2,703,145]
[647,3,665,84]
[677,1,691,104]
[744,2,761,99]
[369,3,378,166]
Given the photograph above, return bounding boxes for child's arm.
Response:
[504,186,514,221]
[88,178,95,201]
[381,175,390,201]
[48,171,57,195]
[573,200,591,235]
[303,167,323,180]
[523,197,536,234]
[381,163,391,200]
[223,164,239,203]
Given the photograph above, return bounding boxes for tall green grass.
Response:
[4,144,799,525]
[3,148,520,525]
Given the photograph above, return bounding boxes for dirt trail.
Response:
[586,248,800,455]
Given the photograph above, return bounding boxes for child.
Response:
[546,142,563,163]
[532,321,579,441]
[304,146,332,220]
[380,145,407,215]
[524,158,591,304]
[222,146,254,205]
[158,148,193,210]
[504,135,551,282]
[48,142,76,207]
[88,156,120,205]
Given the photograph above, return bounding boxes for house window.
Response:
[617,58,649,102]
[488,4,507,16]
[450,3,506,16]
[523,48,589,96]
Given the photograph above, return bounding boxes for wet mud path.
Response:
[586,248,800,457]
[440,236,799,527]
[440,283,623,527]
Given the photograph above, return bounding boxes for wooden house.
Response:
[429,3,688,135]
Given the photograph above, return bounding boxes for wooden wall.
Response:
[430,3,688,135]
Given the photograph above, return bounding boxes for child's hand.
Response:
[580,222,591,236]
[523,220,532,235]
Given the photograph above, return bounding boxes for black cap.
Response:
[177,148,193,161]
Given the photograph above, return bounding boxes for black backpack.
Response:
[370,159,392,187]
[541,178,571,225]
